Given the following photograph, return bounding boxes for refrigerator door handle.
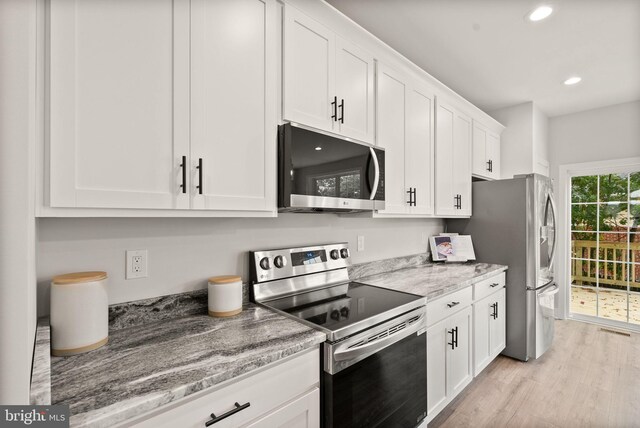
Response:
[547,194,558,270]
[538,283,559,297]
[528,278,555,291]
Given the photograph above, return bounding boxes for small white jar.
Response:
[50,271,109,356]
[208,275,243,317]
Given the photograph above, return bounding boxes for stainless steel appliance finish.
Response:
[278,123,385,213]
[448,174,557,361]
[250,243,427,427]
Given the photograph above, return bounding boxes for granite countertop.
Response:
[49,304,326,428]
[361,262,508,299]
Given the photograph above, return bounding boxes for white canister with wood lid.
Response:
[208,275,243,317]
[50,271,109,356]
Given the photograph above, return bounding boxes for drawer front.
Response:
[130,348,320,428]
[473,272,506,301]
[426,287,472,328]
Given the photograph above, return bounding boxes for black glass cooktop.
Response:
[265,282,424,338]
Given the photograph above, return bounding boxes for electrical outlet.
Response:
[357,235,365,252]
[126,250,148,279]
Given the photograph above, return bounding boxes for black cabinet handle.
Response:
[454,326,459,348]
[487,159,491,172]
[447,301,460,308]
[491,302,499,320]
[413,188,417,206]
[448,329,455,350]
[495,301,499,319]
[196,158,203,195]
[205,402,250,426]
[406,188,416,206]
[489,159,493,172]
[339,98,344,123]
[490,282,500,288]
[179,155,186,194]
[331,96,337,121]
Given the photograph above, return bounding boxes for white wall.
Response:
[0,0,37,404]
[490,102,534,178]
[37,215,444,315]
[532,103,549,176]
[549,100,640,318]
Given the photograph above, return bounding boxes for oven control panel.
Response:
[250,243,351,283]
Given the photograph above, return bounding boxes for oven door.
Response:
[279,123,385,212]
[322,312,427,428]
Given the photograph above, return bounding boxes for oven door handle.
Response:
[333,313,425,362]
[369,147,380,200]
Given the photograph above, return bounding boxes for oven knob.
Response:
[340,307,350,318]
[330,249,340,260]
[330,309,341,320]
[259,257,271,270]
[340,248,350,259]
[274,255,287,269]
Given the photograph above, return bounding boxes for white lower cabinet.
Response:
[129,348,319,428]
[426,272,507,422]
[426,305,472,422]
[473,287,506,376]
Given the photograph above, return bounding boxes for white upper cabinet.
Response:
[283,6,375,144]
[375,64,435,217]
[48,0,191,209]
[375,64,407,215]
[405,83,435,216]
[190,0,276,211]
[47,0,276,214]
[334,37,375,143]
[472,120,501,180]
[283,6,335,133]
[435,100,472,217]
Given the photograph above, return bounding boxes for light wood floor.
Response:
[430,320,640,428]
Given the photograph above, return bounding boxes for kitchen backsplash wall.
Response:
[36,214,444,316]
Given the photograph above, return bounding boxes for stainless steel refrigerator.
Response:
[448,174,558,361]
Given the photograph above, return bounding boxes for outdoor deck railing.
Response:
[572,240,640,291]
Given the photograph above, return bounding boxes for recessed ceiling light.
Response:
[315,146,322,151]
[527,5,553,22]
[564,76,582,86]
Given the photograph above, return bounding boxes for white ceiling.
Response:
[326,0,640,117]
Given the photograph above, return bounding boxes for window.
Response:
[311,170,361,199]
[570,171,640,325]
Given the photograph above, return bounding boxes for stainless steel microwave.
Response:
[278,123,385,213]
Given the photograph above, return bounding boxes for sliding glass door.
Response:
[570,171,640,326]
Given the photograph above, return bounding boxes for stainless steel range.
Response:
[250,243,427,428]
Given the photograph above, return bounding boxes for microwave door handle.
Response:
[369,147,380,200]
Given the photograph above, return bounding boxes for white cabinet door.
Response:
[486,132,501,179]
[489,288,506,357]
[472,121,501,180]
[426,319,448,416]
[48,0,190,209]
[435,102,456,216]
[190,0,276,211]
[446,306,472,398]
[376,64,408,215]
[335,37,375,144]
[472,122,489,177]
[453,111,472,216]
[435,100,472,216]
[405,83,435,216]
[473,294,493,376]
[245,388,320,428]
[283,6,335,133]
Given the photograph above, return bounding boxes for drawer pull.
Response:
[205,402,250,426]
[490,283,500,288]
[446,301,460,308]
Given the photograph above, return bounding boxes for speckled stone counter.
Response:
[361,262,508,299]
[50,304,325,428]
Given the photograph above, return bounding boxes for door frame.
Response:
[557,157,640,326]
